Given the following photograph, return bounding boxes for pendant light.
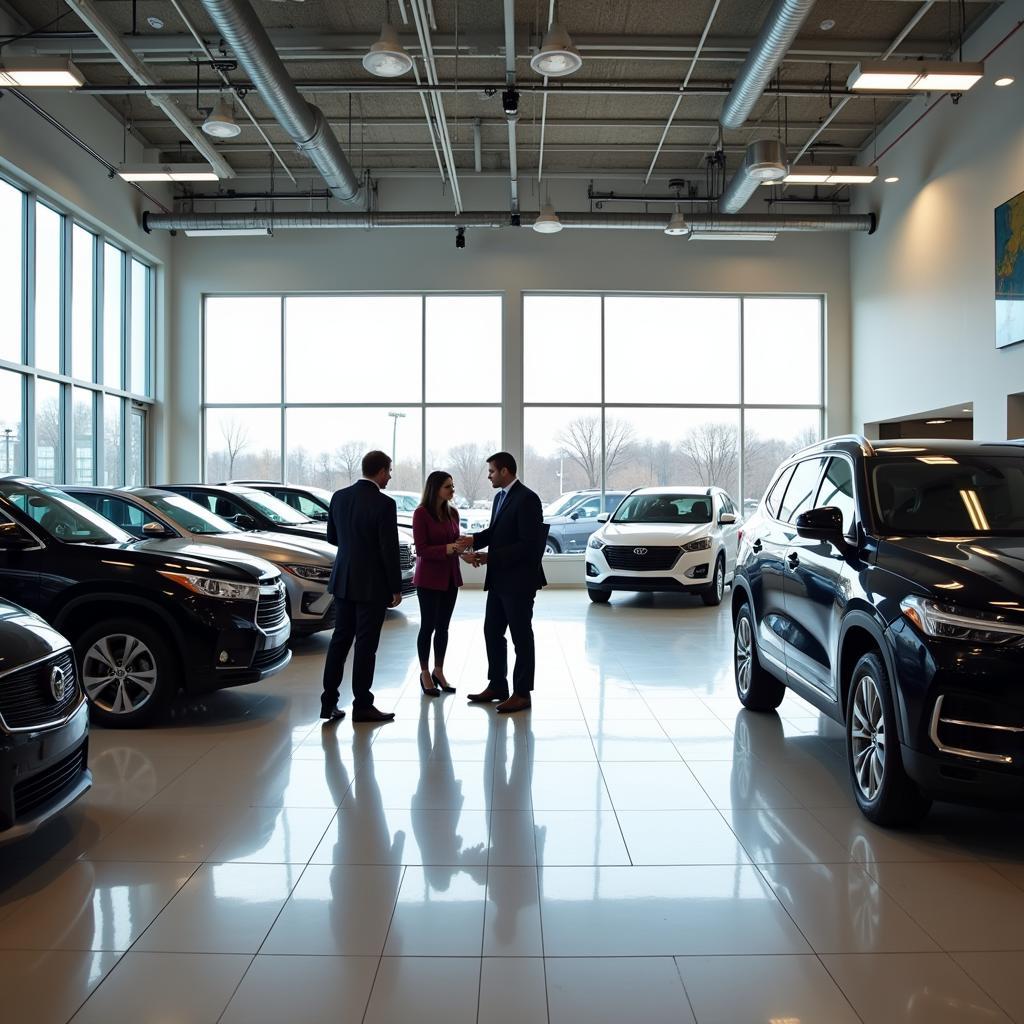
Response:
[363,22,414,78]
[202,94,241,139]
[533,203,563,234]
[530,23,583,77]
[664,209,691,237]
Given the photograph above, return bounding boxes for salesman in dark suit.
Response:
[320,449,401,724]
[462,451,546,714]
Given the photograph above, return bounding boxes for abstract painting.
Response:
[995,187,1024,348]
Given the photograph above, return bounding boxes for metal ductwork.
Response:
[719,139,788,214]
[144,210,874,233]
[720,0,817,130]
[198,0,360,203]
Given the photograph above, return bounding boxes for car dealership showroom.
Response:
[2,0,1024,1020]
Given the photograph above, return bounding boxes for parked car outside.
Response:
[230,481,332,522]
[460,504,492,534]
[0,598,91,843]
[732,435,1024,825]
[544,490,628,554]
[163,483,416,596]
[383,490,421,528]
[68,487,338,637]
[0,477,291,727]
[585,486,740,606]
[544,490,593,517]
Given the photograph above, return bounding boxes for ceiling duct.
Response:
[197,0,360,203]
[720,0,817,129]
[719,139,788,214]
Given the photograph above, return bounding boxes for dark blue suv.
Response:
[732,436,1024,826]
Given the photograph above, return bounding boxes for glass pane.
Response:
[523,406,602,505]
[35,204,62,373]
[205,407,282,482]
[72,387,95,484]
[742,407,821,509]
[778,457,825,524]
[0,180,23,363]
[0,369,24,474]
[104,395,123,486]
[605,297,741,404]
[425,406,501,507]
[205,296,280,403]
[607,407,740,497]
[103,243,123,389]
[285,296,421,403]
[523,296,601,403]
[71,225,95,381]
[743,297,822,405]
[426,295,501,402]
[816,457,855,534]
[130,258,150,395]
[284,406,421,491]
[35,378,62,483]
[128,409,144,486]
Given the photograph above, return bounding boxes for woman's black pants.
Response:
[416,585,459,666]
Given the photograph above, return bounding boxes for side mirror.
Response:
[795,506,846,545]
[0,521,38,550]
[719,511,737,525]
[142,520,174,538]
[570,511,580,521]
[233,513,257,531]
[597,512,610,523]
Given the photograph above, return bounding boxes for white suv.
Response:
[585,486,740,606]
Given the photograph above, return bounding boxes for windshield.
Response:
[0,482,131,544]
[872,455,1024,535]
[386,492,420,513]
[149,494,238,535]
[613,493,713,525]
[236,488,314,525]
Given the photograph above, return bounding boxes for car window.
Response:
[0,483,131,544]
[95,496,150,537]
[603,493,623,512]
[295,494,328,519]
[235,488,312,524]
[778,458,826,524]
[211,494,246,520]
[816,458,857,535]
[764,467,794,517]
[573,497,601,519]
[613,493,713,525]
[148,494,237,535]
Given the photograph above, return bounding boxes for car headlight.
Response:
[900,596,1024,645]
[588,536,605,550]
[681,536,712,553]
[283,563,332,582]
[159,572,259,601]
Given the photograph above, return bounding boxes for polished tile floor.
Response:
[3,590,1024,1023]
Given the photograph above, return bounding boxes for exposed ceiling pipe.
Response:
[720,139,788,213]
[536,0,555,183]
[411,50,448,184]
[720,0,817,129]
[144,210,874,233]
[473,120,482,173]
[196,0,360,203]
[502,0,519,213]
[61,0,233,179]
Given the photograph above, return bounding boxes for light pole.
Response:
[2,427,12,474]
[388,411,406,468]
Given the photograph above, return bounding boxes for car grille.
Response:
[0,649,81,730]
[399,543,413,571]
[603,545,680,571]
[13,743,87,820]
[253,643,288,670]
[256,583,287,631]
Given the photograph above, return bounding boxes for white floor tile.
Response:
[363,957,481,1024]
[479,958,548,1024]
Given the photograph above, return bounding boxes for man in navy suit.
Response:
[320,450,401,724]
[463,452,546,714]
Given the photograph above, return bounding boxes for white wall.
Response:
[850,0,1024,440]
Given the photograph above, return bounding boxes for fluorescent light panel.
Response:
[690,232,777,241]
[0,58,85,87]
[118,164,220,182]
[765,164,878,185]
[184,227,272,237]
[848,61,984,92]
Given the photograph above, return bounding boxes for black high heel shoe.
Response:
[432,672,456,694]
[419,671,440,696]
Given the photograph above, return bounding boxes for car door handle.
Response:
[751,539,763,553]
[787,551,800,568]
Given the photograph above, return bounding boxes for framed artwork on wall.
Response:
[995,187,1024,348]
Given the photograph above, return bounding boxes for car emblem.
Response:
[633,547,648,556]
[50,665,67,702]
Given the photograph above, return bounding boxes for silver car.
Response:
[67,486,340,637]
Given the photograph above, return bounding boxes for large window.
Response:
[0,173,154,485]
[203,294,502,490]
[523,294,823,515]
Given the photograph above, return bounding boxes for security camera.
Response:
[455,227,466,249]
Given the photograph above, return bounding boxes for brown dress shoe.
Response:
[496,695,532,714]
[351,705,396,723]
[467,686,509,703]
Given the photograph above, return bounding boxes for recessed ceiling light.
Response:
[962,407,972,412]
[995,76,1015,87]
[926,419,952,424]
[819,18,836,31]
[884,176,900,183]
[147,16,164,30]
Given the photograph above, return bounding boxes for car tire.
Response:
[701,554,726,606]
[75,619,177,728]
[587,588,611,604]
[545,537,561,555]
[734,602,785,711]
[846,652,931,827]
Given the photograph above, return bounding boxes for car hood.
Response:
[0,602,69,672]
[876,536,1024,606]
[597,523,710,545]
[186,531,336,566]
[130,538,280,582]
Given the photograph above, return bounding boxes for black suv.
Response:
[0,599,91,843]
[732,437,1024,826]
[0,478,291,727]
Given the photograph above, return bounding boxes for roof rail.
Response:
[792,433,873,458]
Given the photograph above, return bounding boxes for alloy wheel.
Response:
[735,615,753,697]
[850,673,886,801]
[82,634,158,715]
[715,560,725,601]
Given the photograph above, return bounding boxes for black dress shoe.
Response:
[467,686,508,703]
[352,705,396,723]
[320,706,346,722]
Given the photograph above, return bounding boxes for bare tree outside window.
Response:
[220,416,251,478]
[443,441,491,504]
[557,415,634,487]
[680,422,739,489]
[335,440,367,484]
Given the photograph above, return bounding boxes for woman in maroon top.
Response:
[412,471,470,696]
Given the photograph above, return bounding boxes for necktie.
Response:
[494,489,507,519]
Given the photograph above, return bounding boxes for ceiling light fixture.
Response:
[362,22,413,78]
[819,18,836,31]
[533,203,563,234]
[147,16,164,30]
[690,232,777,242]
[0,58,85,88]
[847,60,984,92]
[926,419,953,424]
[745,139,789,181]
[769,164,879,184]
[202,95,241,139]
[884,176,900,183]
[530,22,583,77]
[117,163,220,182]
[664,210,691,237]
[183,227,272,237]
[995,76,1015,87]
